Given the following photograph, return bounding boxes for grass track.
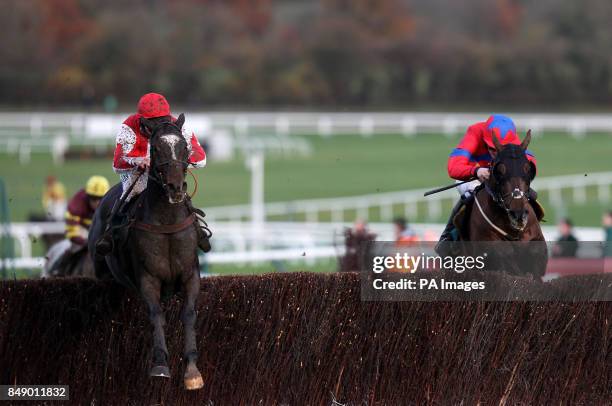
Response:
[1,132,610,225]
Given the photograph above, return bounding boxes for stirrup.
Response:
[185,199,213,252]
[195,217,212,253]
[95,234,114,258]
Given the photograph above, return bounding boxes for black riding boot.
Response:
[95,234,113,258]
[95,229,114,258]
[185,198,212,253]
[95,199,122,258]
[435,193,473,257]
[438,199,465,243]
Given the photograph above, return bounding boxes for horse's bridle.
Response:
[146,122,190,197]
[485,179,528,216]
[484,159,531,233]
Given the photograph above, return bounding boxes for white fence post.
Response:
[331,205,344,224]
[428,198,443,220]
[404,201,418,219]
[357,202,369,221]
[359,116,374,137]
[598,181,610,203]
[317,117,332,137]
[573,182,587,204]
[401,116,416,137]
[380,201,393,221]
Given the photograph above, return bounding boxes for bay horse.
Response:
[88,113,204,390]
[458,131,548,278]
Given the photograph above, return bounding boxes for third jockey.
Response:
[437,114,538,244]
[95,93,210,256]
[49,175,109,275]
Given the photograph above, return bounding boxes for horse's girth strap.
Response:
[131,213,196,234]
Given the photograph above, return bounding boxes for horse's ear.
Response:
[175,113,185,130]
[520,129,532,151]
[140,117,155,138]
[528,161,536,181]
[491,133,503,151]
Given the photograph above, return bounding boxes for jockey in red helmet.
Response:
[95,93,210,255]
[112,93,206,200]
[437,114,539,245]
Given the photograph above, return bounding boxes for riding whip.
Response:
[109,167,146,219]
[423,178,477,197]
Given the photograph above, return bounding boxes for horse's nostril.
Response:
[510,209,528,223]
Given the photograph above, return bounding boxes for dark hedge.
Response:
[0,272,610,405]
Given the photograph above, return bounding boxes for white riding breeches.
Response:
[119,169,149,201]
[456,179,481,198]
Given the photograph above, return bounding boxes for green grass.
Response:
[1,132,611,226]
[204,258,337,275]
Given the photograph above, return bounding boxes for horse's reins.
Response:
[474,192,512,239]
[186,168,198,198]
[129,164,198,235]
[478,158,530,238]
[129,124,202,235]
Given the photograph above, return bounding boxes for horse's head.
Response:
[488,130,535,231]
[140,113,189,204]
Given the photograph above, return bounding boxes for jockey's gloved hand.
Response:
[476,168,490,182]
[137,158,150,170]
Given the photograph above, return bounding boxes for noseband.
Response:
[484,182,528,218]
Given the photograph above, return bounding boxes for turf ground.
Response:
[1,132,610,226]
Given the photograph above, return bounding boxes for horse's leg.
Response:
[141,274,170,377]
[181,267,203,390]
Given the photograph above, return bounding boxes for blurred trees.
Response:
[1,0,611,108]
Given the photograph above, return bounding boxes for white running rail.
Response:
[1,111,612,163]
[1,220,607,270]
[2,111,612,138]
[205,172,612,223]
[4,172,607,258]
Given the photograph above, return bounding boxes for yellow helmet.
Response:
[85,176,110,198]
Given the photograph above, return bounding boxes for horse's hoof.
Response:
[150,365,171,378]
[184,373,204,390]
[184,363,204,390]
